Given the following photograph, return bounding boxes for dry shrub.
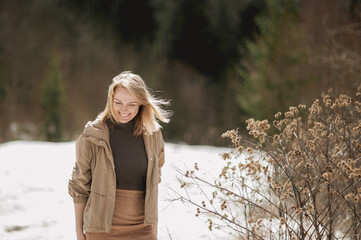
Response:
[175,87,361,239]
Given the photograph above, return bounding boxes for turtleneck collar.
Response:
[106,118,136,132]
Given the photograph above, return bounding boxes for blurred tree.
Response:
[61,0,265,79]
[238,0,305,121]
[0,11,11,141]
[351,0,361,20]
[237,0,360,123]
[59,0,156,44]
[301,0,361,95]
[152,0,263,78]
[0,66,10,141]
[0,71,7,101]
[40,52,67,142]
[0,40,8,102]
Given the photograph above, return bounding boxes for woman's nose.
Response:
[119,104,127,112]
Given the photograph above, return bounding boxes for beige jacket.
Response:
[68,118,165,233]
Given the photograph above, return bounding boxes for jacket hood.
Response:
[83,116,109,143]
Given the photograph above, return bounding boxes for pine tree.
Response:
[40,52,67,142]
[238,0,309,121]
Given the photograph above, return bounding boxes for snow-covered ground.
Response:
[0,141,231,240]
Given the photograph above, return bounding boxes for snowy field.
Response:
[0,141,232,240]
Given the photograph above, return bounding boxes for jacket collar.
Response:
[83,116,157,149]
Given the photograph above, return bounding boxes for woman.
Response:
[68,71,170,240]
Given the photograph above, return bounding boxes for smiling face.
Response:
[112,87,140,123]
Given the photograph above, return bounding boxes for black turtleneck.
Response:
[106,118,148,190]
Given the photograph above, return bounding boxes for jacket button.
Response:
[150,157,153,161]
[100,141,103,144]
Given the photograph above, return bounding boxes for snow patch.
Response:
[0,141,231,239]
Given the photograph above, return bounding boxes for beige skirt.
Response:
[86,189,157,240]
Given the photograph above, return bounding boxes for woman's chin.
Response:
[116,115,133,123]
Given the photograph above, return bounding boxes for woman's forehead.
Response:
[113,87,137,102]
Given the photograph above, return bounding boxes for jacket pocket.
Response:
[85,179,107,228]
[90,179,107,195]
[84,191,107,228]
[90,167,107,195]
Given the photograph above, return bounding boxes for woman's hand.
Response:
[76,230,86,240]
[74,202,87,240]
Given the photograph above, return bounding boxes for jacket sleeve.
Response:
[68,133,93,203]
[158,130,165,183]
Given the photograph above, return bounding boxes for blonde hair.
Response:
[99,71,171,135]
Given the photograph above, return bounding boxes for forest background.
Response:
[0,0,360,146]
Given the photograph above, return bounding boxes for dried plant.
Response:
[174,87,361,239]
